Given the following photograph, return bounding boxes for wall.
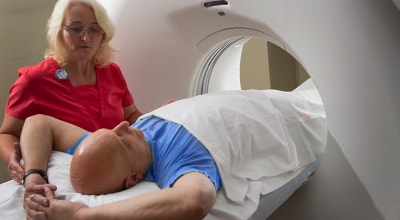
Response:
[0,0,54,183]
[240,38,309,91]
[240,38,270,90]
[267,42,298,91]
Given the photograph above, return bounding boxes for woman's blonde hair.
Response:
[45,0,116,67]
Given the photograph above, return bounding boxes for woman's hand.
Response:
[7,142,24,184]
[162,99,175,106]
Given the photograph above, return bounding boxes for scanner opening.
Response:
[194,37,310,95]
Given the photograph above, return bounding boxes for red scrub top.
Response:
[6,58,134,131]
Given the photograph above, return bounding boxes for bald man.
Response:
[21,88,326,220]
[22,114,221,220]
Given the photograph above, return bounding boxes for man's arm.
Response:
[34,172,216,220]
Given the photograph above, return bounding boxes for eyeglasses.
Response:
[63,25,104,38]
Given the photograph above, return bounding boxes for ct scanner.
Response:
[96,0,400,219]
[0,0,399,219]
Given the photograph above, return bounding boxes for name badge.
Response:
[55,69,68,80]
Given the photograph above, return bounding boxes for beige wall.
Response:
[240,38,309,92]
[0,1,54,183]
[268,42,301,91]
[240,38,270,90]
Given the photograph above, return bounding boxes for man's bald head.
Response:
[69,129,131,195]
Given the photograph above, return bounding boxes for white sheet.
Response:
[0,152,255,220]
[0,79,326,220]
[144,80,326,218]
[0,152,159,220]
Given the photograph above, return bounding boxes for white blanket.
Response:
[0,79,326,220]
[145,83,327,218]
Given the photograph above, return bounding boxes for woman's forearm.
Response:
[0,133,18,164]
[20,116,54,172]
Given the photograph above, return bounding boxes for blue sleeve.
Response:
[139,117,222,190]
[65,132,91,155]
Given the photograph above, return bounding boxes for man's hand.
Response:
[26,187,87,220]
[24,182,58,220]
[23,173,57,209]
[7,142,24,184]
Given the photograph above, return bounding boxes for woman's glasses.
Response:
[63,25,104,38]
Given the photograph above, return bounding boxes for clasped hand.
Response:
[24,176,87,220]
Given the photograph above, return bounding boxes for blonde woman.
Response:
[0,0,142,184]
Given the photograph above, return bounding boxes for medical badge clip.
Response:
[55,69,68,81]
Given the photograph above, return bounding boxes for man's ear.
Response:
[124,173,144,189]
